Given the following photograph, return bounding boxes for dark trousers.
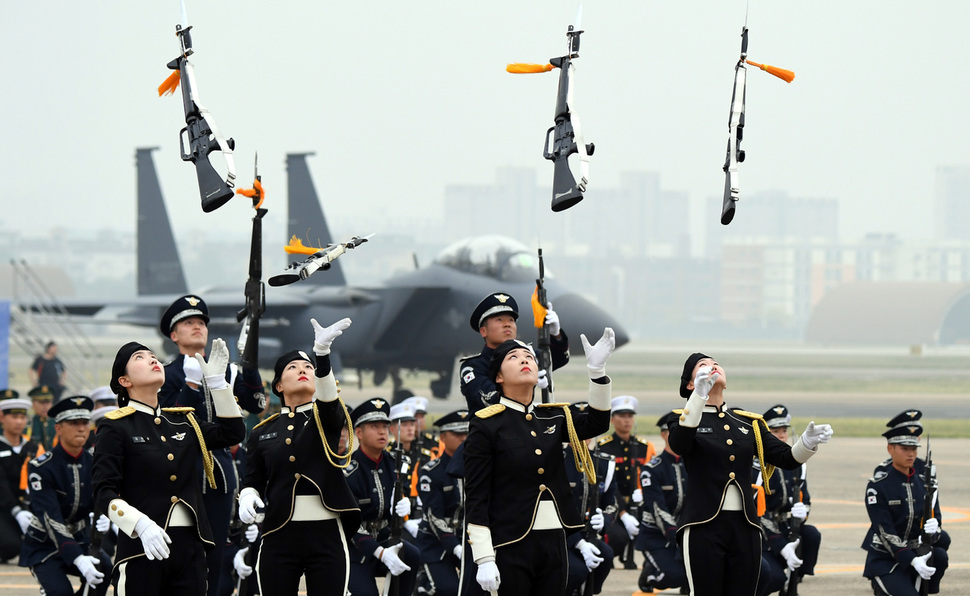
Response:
[0,514,21,561]
[603,522,634,567]
[113,528,207,596]
[566,538,613,595]
[419,558,460,596]
[871,545,949,596]
[479,529,567,596]
[682,512,761,596]
[202,484,234,596]
[640,544,687,591]
[756,554,786,596]
[32,551,112,596]
[258,519,349,596]
[348,540,420,596]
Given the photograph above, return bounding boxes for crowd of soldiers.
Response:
[0,291,951,596]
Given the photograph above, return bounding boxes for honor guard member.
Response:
[238,318,361,596]
[158,295,265,596]
[403,395,442,458]
[20,397,112,596]
[862,415,949,596]
[668,353,833,596]
[28,386,57,451]
[389,401,431,539]
[414,409,470,596]
[563,407,617,596]
[0,397,45,561]
[345,397,421,596]
[93,340,246,595]
[635,411,688,594]
[874,410,927,477]
[597,395,655,569]
[464,331,615,596]
[459,292,569,413]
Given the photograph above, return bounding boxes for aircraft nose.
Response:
[548,292,630,354]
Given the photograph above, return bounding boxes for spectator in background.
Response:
[29,342,66,401]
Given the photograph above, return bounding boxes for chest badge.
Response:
[544,425,556,435]
[739,427,749,435]
[172,432,186,441]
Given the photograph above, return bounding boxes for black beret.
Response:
[271,350,315,398]
[110,341,150,405]
[470,292,519,331]
[49,396,94,423]
[488,339,533,383]
[680,352,712,398]
[159,295,209,336]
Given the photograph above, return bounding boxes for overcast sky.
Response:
[4,1,969,246]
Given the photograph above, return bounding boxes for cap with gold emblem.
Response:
[352,397,391,427]
[389,402,417,423]
[762,404,792,429]
[433,409,470,433]
[882,409,923,446]
[0,389,20,400]
[402,395,429,415]
[28,386,55,403]
[611,395,638,415]
[159,295,210,336]
[0,398,32,415]
[49,396,94,423]
[470,292,519,331]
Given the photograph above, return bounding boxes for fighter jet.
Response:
[76,148,628,398]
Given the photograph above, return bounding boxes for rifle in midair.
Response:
[268,235,373,287]
[915,437,938,596]
[781,471,805,596]
[235,156,266,370]
[531,248,554,404]
[508,5,594,212]
[158,0,237,213]
[720,22,794,225]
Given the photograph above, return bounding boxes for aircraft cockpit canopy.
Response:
[434,236,554,283]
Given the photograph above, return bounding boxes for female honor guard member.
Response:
[668,353,833,596]
[237,318,361,596]
[464,329,615,596]
[93,340,246,595]
[21,397,111,596]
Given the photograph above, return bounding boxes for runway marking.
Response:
[812,499,970,528]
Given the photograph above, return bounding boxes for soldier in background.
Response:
[0,397,44,562]
[403,395,442,458]
[27,386,56,451]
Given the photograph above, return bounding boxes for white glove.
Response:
[245,524,260,543]
[394,497,411,519]
[621,512,639,538]
[14,509,33,534]
[96,514,111,533]
[404,519,420,538]
[590,508,605,532]
[632,488,643,505]
[581,328,615,378]
[311,317,352,356]
[238,488,264,525]
[73,554,104,586]
[692,365,717,398]
[780,539,803,571]
[800,421,834,451]
[923,517,940,534]
[195,338,230,391]
[453,545,463,560]
[234,547,253,579]
[378,543,411,576]
[133,516,172,561]
[545,304,561,336]
[182,355,203,386]
[576,539,604,570]
[536,369,549,390]
[476,560,501,592]
[911,552,935,581]
[790,502,808,520]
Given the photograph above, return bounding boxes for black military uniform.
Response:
[345,398,420,596]
[93,341,246,596]
[413,410,469,596]
[28,386,57,451]
[862,417,949,596]
[388,401,435,525]
[564,435,617,596]
[635,412,688,593]
[20,397,111,596]
[241,349,360,596]
[459,293,569,412]
[0,398,43,561]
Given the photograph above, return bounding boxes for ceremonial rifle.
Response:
[720,22,794,225]
[622,421,641,570]
[158,0,237,213]
[235,156,267,370]
[581,446,602,596]
[915,437,938,596]
[382,428,410,596]
[81,509,104,596]
[508,6,594,212]
[268,235,373,287]
[531,248,554,403]
[781,472,804,596]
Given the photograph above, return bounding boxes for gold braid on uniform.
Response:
[186,413,217,489]
[735,409,775,495]
[545,403,597,485]
[313,396,354,469]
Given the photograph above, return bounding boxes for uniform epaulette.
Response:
[476,404,506,419]
[645,455,662,468]
[162,407,196,415]
[870,470,889,483]
[342,459,359,477]
[105,406,136,420]
[421,448,433,457]
[634,436,652,445]
[672,408,684,415]
[536,402,570,408]
[252,413,280,431]
[423,458,442,471]
[732,409,763,420]
[30,452,52,467]
[596,435,614,445]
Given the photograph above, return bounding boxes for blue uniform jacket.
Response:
[414,452,462,563]
[344,448,404,560]
[636,450,687,550]
[564,445,617,549]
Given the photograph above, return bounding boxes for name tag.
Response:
[888,500,901,505]
[132,436,148,444]
[259,432,278,441]
[443,486,453,492]
[697,427,713,434]
[359,498,372,505]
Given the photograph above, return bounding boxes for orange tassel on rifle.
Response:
[285,236,322,255]
[235,179,265,209]
[158,70,181,96]
[507,63,555,74]
[531,286,547,328]
[745,60,795,83]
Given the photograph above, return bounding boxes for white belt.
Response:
[169,503,194,527]
[722,483,744,511]
[532,500,562,531]
[291,495,339,522]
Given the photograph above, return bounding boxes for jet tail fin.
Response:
[136,147,188,296]
[286,153,346,286]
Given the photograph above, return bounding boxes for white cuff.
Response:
[792,437,817,464]
[587,378,611,411]
[679,392,708,428]
[314,371,339,403]
[108,498,146,538]
[211,387,242,418]
[467,523,495,563]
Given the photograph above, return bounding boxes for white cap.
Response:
[402,396,429,415]
[389,402,417,422]
[91,405,116,425]
[89,386,117,404]
[611,395,638,414]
